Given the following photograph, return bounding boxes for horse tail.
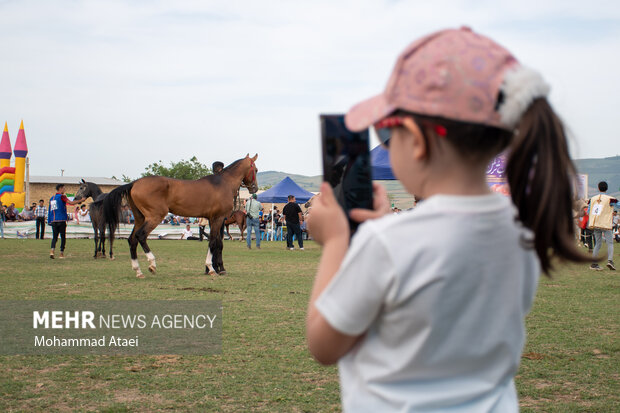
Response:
[101,182,134,234]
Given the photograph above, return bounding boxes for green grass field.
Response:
[0,238,618,412]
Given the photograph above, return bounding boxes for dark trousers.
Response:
[286,222,303,248]
[199,225,209,241]
[581,228,593,250]
[36,217,46,239]
[50,221,67,251]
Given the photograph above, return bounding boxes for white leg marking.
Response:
[146,251,156,265]
[205,247,215,274]
[131,259,140,271]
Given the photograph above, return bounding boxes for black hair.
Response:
[598,181,608,192]
[55,184,64,191]
[505,98,590,274]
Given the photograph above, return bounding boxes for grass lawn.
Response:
[0,238,618,412]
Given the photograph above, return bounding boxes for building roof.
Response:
[29,176,125,185]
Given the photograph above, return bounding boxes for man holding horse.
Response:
[245,193,262,249]
[49,183,83,259]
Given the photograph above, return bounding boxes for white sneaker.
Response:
[300,248,304,251]
[289,247,294,251]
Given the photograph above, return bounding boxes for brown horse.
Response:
[99,154,258,278]
[224,210,246,241]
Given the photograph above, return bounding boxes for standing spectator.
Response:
[48,183,82,259]
[588,181,618,270]
[245,193,262,249]
[578,205,593,253]
[283,195,304,250]
[259,215,267,240]
[34,199,47,239]
[121,205,133,224]
[198,217,209,241]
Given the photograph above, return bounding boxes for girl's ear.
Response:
[402,117,427,160]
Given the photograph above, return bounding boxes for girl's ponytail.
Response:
[506,98,589,274]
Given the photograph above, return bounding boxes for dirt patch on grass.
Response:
[176,287,228,293]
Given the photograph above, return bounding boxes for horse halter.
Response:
[242,159,258,191]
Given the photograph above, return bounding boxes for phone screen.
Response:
[320,114,373,234]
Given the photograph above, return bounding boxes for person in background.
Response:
[34,199,47,239]
[78,204,91,223]
[245,193,262,249]
[0,204,6,239]
[5,203,17,221]
[49,183,82,259]
[306,27,589,412]
[588,181,617,271]
[283,195,304,250]
[198,217,209,242]
[578,205,593,254]
[212,161,224,175]
[180,224,199,240]
[18,205,34,221]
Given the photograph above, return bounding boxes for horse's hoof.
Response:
[218,270,227,276]
[208,270,217,276]
[136,273,145,279]
[148,264,156,274]
[109,256,115,261]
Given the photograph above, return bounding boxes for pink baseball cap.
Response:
[345,27,549,132]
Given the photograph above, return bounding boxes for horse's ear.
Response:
[245,153,249,158]
[81,179,85,183]
[252,154,258,161]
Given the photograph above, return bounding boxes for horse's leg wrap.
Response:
[205,247,216,275]
[146,251,156,273]
[131,259,144,278]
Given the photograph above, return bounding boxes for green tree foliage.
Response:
[141,156,212,180]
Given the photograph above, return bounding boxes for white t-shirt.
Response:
[316,194,540,412]
[181,228,193,239]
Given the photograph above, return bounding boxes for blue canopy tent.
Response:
[371,144,396,180]
[257,177,314,240]
[257,176,314,204]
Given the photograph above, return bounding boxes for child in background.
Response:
[306,27,588,412]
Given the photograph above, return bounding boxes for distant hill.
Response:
[257,171,322,192]
[257,171,416,209]
[258,155,620,207]
[574,156,620,198]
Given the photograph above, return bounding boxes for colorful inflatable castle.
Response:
[0,121,28,210]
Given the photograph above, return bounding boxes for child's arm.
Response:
[307,235,360,365]
[306,183,391,365]
[306,183,358,364]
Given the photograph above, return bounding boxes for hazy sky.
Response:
[1,0,618,179]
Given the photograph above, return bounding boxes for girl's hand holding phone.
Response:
[307,183,350,246]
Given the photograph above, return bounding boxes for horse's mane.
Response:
[223,158,245,172]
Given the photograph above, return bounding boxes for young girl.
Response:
[306,27,588,412]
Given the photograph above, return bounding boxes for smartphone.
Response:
[320,114,373,234]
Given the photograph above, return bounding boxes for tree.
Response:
[141,156,212,180]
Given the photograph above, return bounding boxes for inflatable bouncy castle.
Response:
[0,121,28,210]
